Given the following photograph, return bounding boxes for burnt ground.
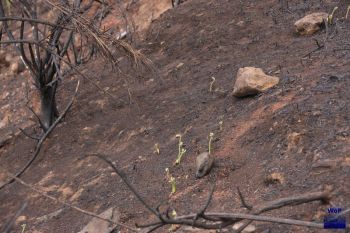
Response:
[0,0,350,232]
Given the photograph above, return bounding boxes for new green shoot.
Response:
[346,6,350,19]
[21,224,26,233]
[209,77,216,92]
[208,132,214,154]
[165,168,176,194]
[154,143,160,155]
[170,176,176,194]
[328,6,338,25]
[168,209,178,232]
[175,134,186,165]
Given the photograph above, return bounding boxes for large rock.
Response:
[294,12,328,35]
[232,67,279,97]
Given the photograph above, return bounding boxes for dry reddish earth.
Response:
[1,0,350,232]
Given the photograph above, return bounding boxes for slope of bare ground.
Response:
[1,0,350,232]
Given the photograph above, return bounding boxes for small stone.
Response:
[232,67,279,97]
[236,21,245,27]
[342,157,350,167]
[232,222,256,232]
[264,172,285,185]
[15,215,27,224]
[287,132,302,151]
[1,92,9,99]
[294,12,328,35]
[176,62,184,68]
[195,152,214,178]
[312,110,322,116]
[10,60,25,74]
[5,53,13,64]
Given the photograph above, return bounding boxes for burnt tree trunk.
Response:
[39,83,59,131]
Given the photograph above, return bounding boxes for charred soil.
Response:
[1,0,350,232]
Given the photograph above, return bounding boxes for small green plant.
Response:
[219,121,223,131]
[165,168,176,195]
[346,5,350,19]
[21,224,26,233]
[208,132,214,154]
[168,209,178,232]
[327,6,338,25]
[154,143,160,155]
[171,209,177,217]
[209,76,216,92]
[175,134,186,165]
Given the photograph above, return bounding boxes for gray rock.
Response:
[196,152,214,178]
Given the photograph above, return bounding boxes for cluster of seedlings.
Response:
[160,130,217,197]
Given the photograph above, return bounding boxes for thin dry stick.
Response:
[4,172,138,232]
[0,16,70,28]
[92,154,338,232]
[88,154,159,217]
[175,212,325,228]
[237,186,252,210]
[0,80,80,190]
[234,190,331,233]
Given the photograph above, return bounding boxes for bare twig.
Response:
[0,80,80,190]
[0,16,70,28]
[94,151,336,232]
[4,172,138,232]
[237,186,252,210]
[176,212,326,228]
[19,128,40,141]
[88,154,159,217]
[234,190,331,233]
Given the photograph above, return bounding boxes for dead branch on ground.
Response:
[90,154,343,233]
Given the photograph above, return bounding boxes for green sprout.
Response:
[154,143,160,155]
[170,176,176,194]
[208,132,214,154]
[21,224,26,233]
[175,134,186,165]
[346,5,350,19]
[219,121,223,131]
[209,76,216,92]
[327,6,338,25]
[171,209,177,218]
[168,209,179,232]
[165,168,176,194]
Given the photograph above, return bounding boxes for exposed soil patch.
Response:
[1,0,349,232]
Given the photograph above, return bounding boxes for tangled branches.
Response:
[0,0,150,132]
[89,154,347,233]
